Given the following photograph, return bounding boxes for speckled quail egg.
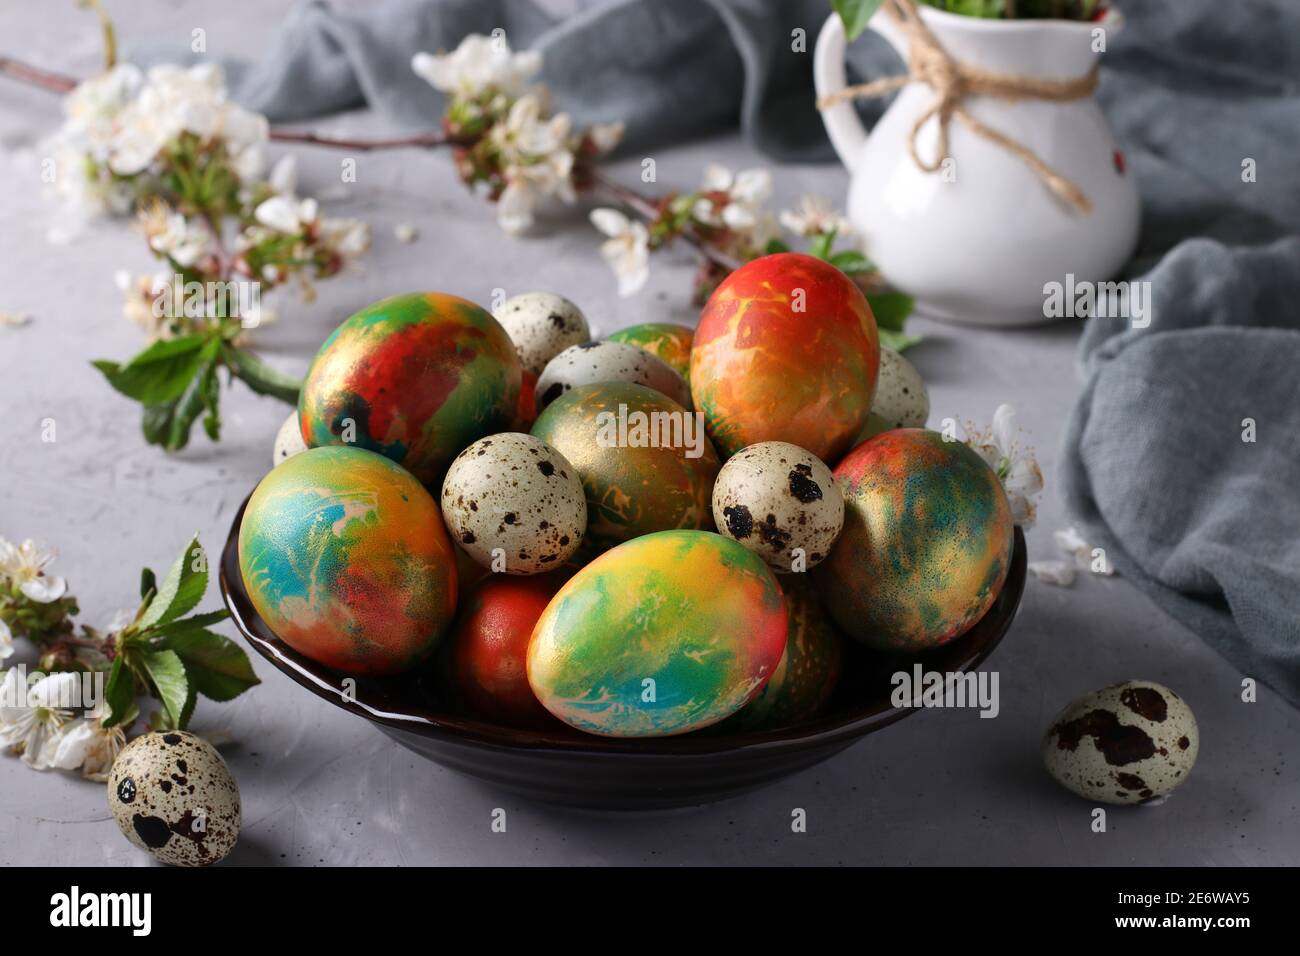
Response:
[535,341,691,411]
[107,731,241,867]
[441,432,586,574]
[871,347,929,429]
[272,410,307,466]
[712,441,844,573]
[493,292,591,376]
[1043,680,1199,805]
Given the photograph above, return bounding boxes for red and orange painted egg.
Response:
[527,530,788,737]
[690,253,879,462]
[299,292,521,486]
[608,322,695,382]
[817,429,1013,652]
[721,578,843,731]
[449,573,567,727]
[238,446,458,675]
[530,382,720,554]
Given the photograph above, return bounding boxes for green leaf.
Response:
[151,609,230,637]
[138,535,208,631]
[140,568,156,601]
[163,628,260,702]
[93,335,209,405]
[164,344,221,450]
[880,328,922,352]
[866,291,915,332]
[833,0,887,39]
[221,345,301,404]
[764,238,791,255]
[830,250,872,274]
[101,656,138,729]
[140,649,189,730]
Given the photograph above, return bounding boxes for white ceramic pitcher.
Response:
[813,5,1139,326]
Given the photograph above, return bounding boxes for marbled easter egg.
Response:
[531,382,720,553]
[527,530,788,737]
[690,253,879,461]
[608,322,695,381]
[535,340,691,411]
[299,292,521,486]
[721,579,843,732]
[239,445,458,675]
[817,428,1013,652]
[449,573,567,727]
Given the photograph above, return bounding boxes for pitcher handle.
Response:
[813,9,910,172]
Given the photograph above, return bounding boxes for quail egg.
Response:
[493,292,591,376]
[535,341,691,411]
[712,441,844,573]
[871,347,929,429]
[441,432,586,574]
[107,731,241,866]
[272,410,307,466]
[1043,680,1199,805]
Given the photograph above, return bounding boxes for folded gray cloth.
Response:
[135,0,1300,702]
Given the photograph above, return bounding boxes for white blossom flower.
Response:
[41,718,127,781]
[1054,525,1115,576]
[411,34,542,99]
[0,539,68,603]
[0,671,78,768]
[254,195,319,235]
[0,619,13,662]
[490,94,577,235]
[319,217,372,260]
[965,404,1044,528]
[394,223,419,243]
[146,212,211,267]
[115,270,174,340]
[588,121,625,155]
[693,164,773,233]
[267,155,298,197]
[0,311,31,328]
[590,208,650,297]
[780,194,854,238]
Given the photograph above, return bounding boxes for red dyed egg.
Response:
[450,574,565,725]
[690,253,879,461]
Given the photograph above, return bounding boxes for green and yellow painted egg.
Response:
[690,252,879,461]
[608,322,695,381]
[817,429,1013,652]
[527,530,788,737]
[299,292,521,486]
[722,579,843,731]
[530,382,720,553]
[238,446,458,675]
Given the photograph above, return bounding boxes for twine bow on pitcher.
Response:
[818,0,1099,214]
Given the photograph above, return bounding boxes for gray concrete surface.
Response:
[1,0,1296,866]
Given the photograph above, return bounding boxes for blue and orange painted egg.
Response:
[530,382,719,554]
[608,322,695,382]
[690,253,879,462]
[817,429,1013,652]
[449,573,567,727]
[238,446,458,675]
[527,530,788,737]
[299,292,521,485]
[722,579,843,731]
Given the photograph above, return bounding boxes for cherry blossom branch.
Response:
[0,56,77,94]
[268,128,457,150]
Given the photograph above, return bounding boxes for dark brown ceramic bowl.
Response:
[220,500,1025,810]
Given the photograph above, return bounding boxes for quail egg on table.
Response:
[440,432,587,574]
[712,441,844,573]
[493,291,591,376]
[871,347,929,429]
[107,731,241,867]
[1042,680,1199,805]
[272,410,307,466]
[535,341,691,411]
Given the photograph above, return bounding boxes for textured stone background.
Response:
[0,0,1295,865]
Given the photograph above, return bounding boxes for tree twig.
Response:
[268,128,455,150]
[0,56,77,94]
